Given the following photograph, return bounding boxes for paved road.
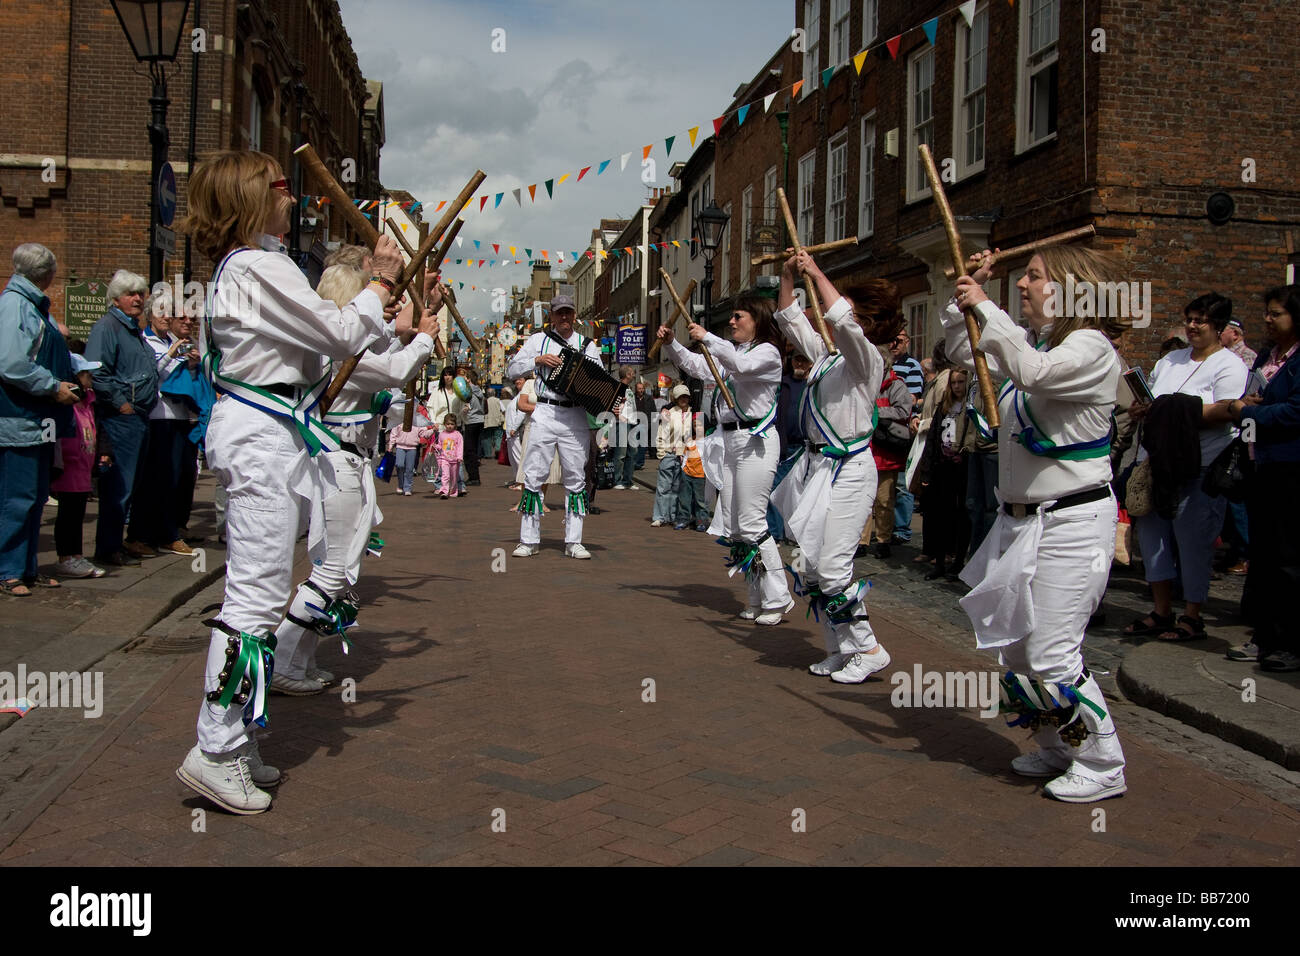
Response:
[2,478,1297,866]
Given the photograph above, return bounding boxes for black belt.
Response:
[721,418,760,432]
[261,382,298,399]
[339,442,363,457]
[539,397,575,408]
[1002,485,1111,518]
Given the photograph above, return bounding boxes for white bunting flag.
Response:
[959,0,976,28]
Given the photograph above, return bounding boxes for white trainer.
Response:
[753,599,796,626]
[270,672,325,696]
[242,740,282,788]
[613,484,628,490]
[650,519,665,527]
[830,648,892,683]
[176,746,272,814]
[738,606,760,620]
[565,543,592,560]
[1043,769,1127,803]
[808,653,847,676]
[1011,750,1071,778]
[513,543,539,557]
[307,667,335,685]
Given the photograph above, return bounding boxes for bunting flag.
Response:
[556,173,569,185]
[792,80,804,99]
[922,16,938,45]
[479,196,489,212]
[737,104,750,126]
[473,240,481,250]
[509,246,516,256]
[545,179,554,198]
[712,116,724,136]
[620,152,632,171]
[853,50,869,74]
[436,200,446,212]
[959,0,977,28]
[571,252,580,261]
[665,135,675,157]
[528,184,537,202]
[763,92,776,112]
[525,248,532,258]
[578,165,592,181]
[456,237,464,248]
[492,243,499,254]
[599,250,608,259]
[494,192,504,208]
[513,188,521,206]
[541,250,548,259]
[821,66,834,88]
[688,126,700,147]
[886,34,902,58]
[598,159,611,175]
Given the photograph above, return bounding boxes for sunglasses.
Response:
[269,178,292,193]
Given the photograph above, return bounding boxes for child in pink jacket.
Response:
[387,422,434,496]
[435,414,463,500]
[51,351,107,578]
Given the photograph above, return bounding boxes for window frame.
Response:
[1016,0,1060,153]
[801,0,821,99]
[830,0,851,69]
[953,2,989,179]
[862,0,879,47]
[858,112,876,239]
[741,184,754,290]
[797,149,817,246]
[905,46,936,203]
[825,132,849,243]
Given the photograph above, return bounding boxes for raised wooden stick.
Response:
[776,187,835,354]
[918,143,999,429]
[659,269,736,410]
[750,236,858,267]
[646,277,698,361]
[942,225,1097,279]
[442,292,482,356]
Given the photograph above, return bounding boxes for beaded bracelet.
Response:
[369,275,396,292]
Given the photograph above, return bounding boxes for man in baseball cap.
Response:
[1220,316,1257,368]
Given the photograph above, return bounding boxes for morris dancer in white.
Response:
[771,252,899,680]
[657,297,793,624]
[948,245,1127,803]
[177,151,404,814]
[270,255,440,697]
[507,294,605,558]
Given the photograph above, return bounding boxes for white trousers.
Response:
[519,403,588,546]
[774,450,880,653]
[274,448,371,680]
[196,398,307,754]
[977,496,1126,776]
[715,429,791,611]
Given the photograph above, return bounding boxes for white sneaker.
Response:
[513,543,539,557]
[753,599,796,626]
[53,556,105,579]
[1043,769,1127,803]
[242,740,282,788]
[307,667,335,685]
[176,746,272,814]
[270,672,325,696]
[738,606,760,620]
[808,652,847,676]
[830,647,892,683]
[565,543,592,560]
[404,490,412,496]
[651,519,665,527]
[1011,750,1072,778]
[626,484,640,491]
[613,484,627,490]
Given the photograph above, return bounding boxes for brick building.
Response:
[0,0,378,336]
[705,0,1300,368]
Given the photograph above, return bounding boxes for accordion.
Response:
[543,347,624,417]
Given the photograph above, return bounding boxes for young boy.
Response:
[676,431,710,532]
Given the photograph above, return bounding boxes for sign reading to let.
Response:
[63,280,107,341]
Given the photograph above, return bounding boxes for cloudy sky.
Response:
[337,0,792,331]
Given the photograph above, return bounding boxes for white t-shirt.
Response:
[1148,346,1248,465]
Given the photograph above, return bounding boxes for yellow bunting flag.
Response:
[688,126,700,147]
[853,50,868,74]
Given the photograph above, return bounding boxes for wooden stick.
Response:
[442,293,482,356]
[775,188,836,354]
[402,221,430,430]
[646,277,698,361]
[918,143,999,429]
[388,170,485,303]
[750,236,858,267]
[942,225,1097,279]
[658,269,736,410]
[295,142,382,245]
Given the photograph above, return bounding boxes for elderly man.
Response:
[1220,317,1258,370]
[86,269,159,567]
[0,244,78,596]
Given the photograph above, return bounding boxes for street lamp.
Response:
[110,0,192,287]
[697,200,730,331]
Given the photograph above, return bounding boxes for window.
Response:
[741,185,753,289]
[906,48,935,202]
[720,202,732,297]
[249,93,264,152]
[801,0,820,98]
[1006,268,1027,325]
[1017,0,1059,151]
[862,0,878,46]
[762,166,778,275]
[825,134,848,243]
[954,3,988,177]
[902,294,932,363]
[797,150,816,245]
[831,0,851,68]
[859,114,876,237]
[690,189,701,259]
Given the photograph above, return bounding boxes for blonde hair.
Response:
[315,263,367,307]
[181,150,279,262]
[324,244,370,272]
[1037,245,1128,349]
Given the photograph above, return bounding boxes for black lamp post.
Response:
[289,79,307,262]
[697,200,730,331]
[111,0,192,287]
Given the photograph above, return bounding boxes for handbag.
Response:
[375,450,395,482]
[496,440,510,465]
[1202,436,1254,502]
[1124,459,1154,517]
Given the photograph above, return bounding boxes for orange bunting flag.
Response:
[528,184,537,202]
[435,200,446,212]
[642,144,653,161]
[791,80,804,98]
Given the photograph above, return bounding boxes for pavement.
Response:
[0,463,1296,866]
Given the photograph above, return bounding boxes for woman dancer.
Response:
[657,297,792,624]
[948,245,1127,803]
[771,251,900,682]
[177,150,404,814]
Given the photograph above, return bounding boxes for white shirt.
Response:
[943,299,1119,503]
[1146,346,1248,466]
[203,247,386,390]
[663,334,781,428]
[775,296,885,443]
[144,328,191,421]
[506,328,603,403]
